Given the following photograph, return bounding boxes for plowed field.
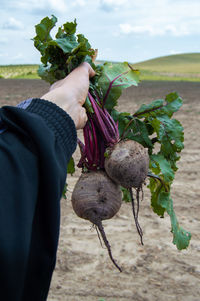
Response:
[1,79,200,301]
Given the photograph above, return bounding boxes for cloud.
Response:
[3,0,69,15]
[71,0,86,6]
[117,0,200,37]
[99,0,129,11]
[2,17,24,30]
[169,50,181,55]
[0,0,88,14]
[12,53,24,60]
[0,37,8,44]
[0,52,8,57]
[100,0,129,6]
[119,23,190,36]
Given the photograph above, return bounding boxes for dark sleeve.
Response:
[0,98,77,301]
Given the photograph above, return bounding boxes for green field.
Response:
[0,53,200,81]
[133,53,200,81]
[0,64,39,79]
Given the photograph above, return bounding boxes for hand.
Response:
[41,62,95,129]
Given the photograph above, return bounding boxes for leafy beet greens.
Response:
[33,15,191,250]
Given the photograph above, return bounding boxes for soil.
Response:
[0,79,200,301]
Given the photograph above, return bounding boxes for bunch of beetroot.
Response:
[72,81,149,271]
[34,15,191,273]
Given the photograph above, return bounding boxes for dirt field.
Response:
[0,79,200,301]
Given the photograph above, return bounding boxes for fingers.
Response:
[80,62,96,78]
[89,65,96,78]
[76,107,88,130]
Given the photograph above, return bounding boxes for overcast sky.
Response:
[0,0,199,65]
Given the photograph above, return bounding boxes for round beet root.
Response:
[71,170,122,272]
[71,170,122,224]
[104,140,149,189]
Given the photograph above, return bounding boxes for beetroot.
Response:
[104,139,149,189]
[71,170,122,271]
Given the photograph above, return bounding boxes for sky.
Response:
[0,0,199,65]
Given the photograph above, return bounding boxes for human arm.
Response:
[0,62,94,300]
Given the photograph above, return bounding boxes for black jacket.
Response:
[0,98,77,300]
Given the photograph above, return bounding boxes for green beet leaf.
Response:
[172,225,191,250]
[121,187,132,203]
[63,19,77,35]
[164,92,183,117]
[158,192,191,250]
[62,183,68,200]
[149,178,191,249]
[126,118,153,149]
[149,178,166,217]
[134,99,164,118]
[158,116,184,152]
[67,157,75,175]
[33,16,95,84]
[50,38,78,54]
[134,92,183,119]
[98,62,140,112]
[150,154,174,183]
[34,15,57,45]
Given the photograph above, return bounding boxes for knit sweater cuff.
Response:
[25,98,77,155]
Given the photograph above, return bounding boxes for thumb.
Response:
[81,62,96,78]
